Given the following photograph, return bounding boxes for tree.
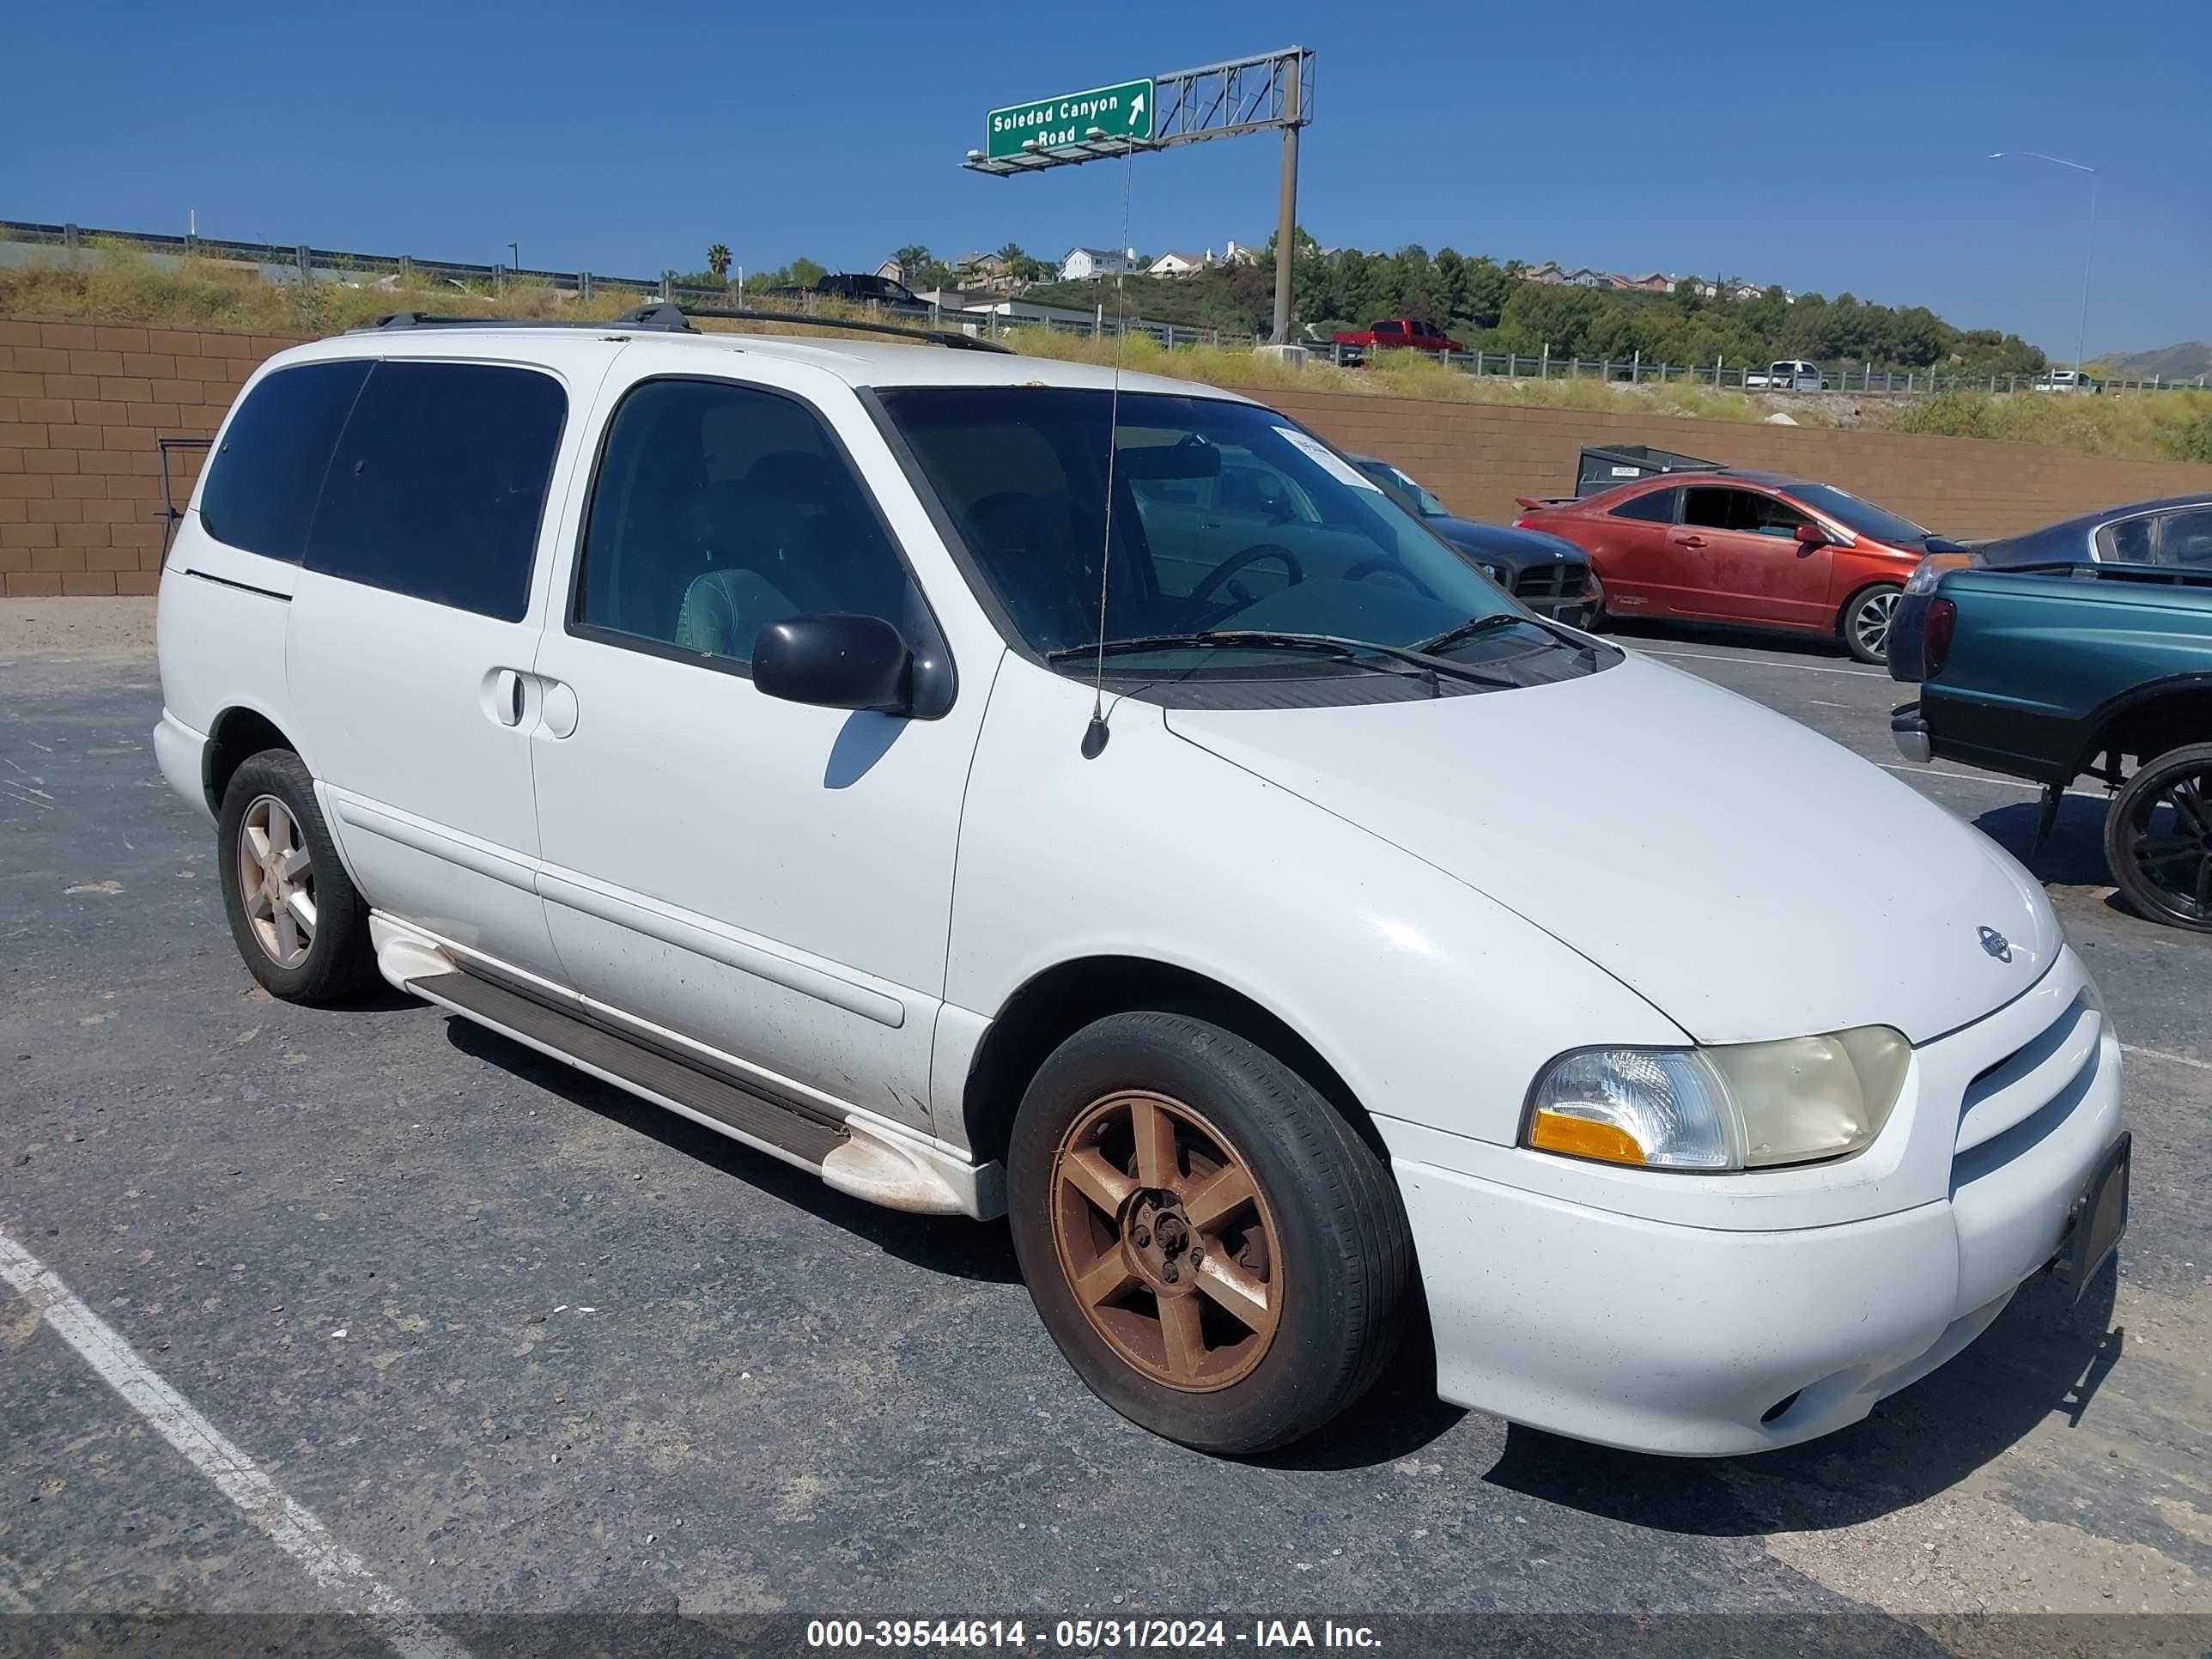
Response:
[894,244,932,276]
[790,256,826,289]
[706,243,731,280]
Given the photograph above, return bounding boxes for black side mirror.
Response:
[753,614,913,714]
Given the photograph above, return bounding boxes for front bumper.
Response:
[1892,701,1932,763]
[1398,962,2124,1455]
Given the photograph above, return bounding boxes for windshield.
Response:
[1789,483,1933,545]
[879,387,1593,684]
[1356,459,1448,517]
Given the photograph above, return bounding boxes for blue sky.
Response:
[9,0,2206,355]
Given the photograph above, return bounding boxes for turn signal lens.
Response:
[1527,1109,1648,1165]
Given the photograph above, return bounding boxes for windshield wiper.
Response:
[1045,630,1516,690]
[1419,609,1602,663]
[1414,612,1534,654]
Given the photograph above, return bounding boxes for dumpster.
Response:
[1576,444,1723,497]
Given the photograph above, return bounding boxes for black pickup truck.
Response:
[1890,559,2212,930]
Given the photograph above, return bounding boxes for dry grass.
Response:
[8,245,2209,464]
[0,243,905,343]
[1001,327,1817,422]
[1878,387,2212,464]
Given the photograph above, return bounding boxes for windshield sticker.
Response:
[1273,428,1381,491]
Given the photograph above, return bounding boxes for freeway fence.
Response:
[1313,343,2205,396]
[7,218,2201,393]
[0,218,1229,349]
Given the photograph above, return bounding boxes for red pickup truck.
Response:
[1330,317,1464,362]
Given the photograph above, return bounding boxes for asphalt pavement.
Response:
[3,600,2208,1659]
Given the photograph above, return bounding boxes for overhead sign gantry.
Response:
[964,46,1315,345]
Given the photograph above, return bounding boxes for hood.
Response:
[1164,653,2057,1045]
[1431,518,1589,572]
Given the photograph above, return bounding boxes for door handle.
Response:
[1671,533,1706,548]
[486,667,527,727]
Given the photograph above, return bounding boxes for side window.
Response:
[1373,320,1405,337]
[574,378,920,666]
[307,362,566,621]
[2156,509,2212,567]
[197,360,370,562]
[1684,489,1804,537]
[1741,493,1813,538]
[1682,488,1747,530]
[1608,488,1677,524]
[2100,517,2154,563]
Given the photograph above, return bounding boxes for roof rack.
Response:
[355,301,1014,354]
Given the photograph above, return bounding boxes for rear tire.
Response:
[2104,742,2212,933]
[216,749,380,1003]
[1006,1010,1412,1455]
[1841,582,1904,665]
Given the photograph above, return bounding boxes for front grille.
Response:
[1955,994,2100,1156]
[1514,563,1581,603]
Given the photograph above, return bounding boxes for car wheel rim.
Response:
[1048,1091,1283,1393]
[2123,765,2212,923]
[1852,590,1899,657]
[238,794,316,969]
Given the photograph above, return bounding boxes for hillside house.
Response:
[1060,247,1133,281]
[1146,251,1208,277]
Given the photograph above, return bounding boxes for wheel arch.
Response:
[1835,575,1905,630]
[961,955,1382,1170]
[2069,675,2212,781]
[203,705,303,817]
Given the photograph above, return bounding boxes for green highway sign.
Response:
[986,78,1154,161]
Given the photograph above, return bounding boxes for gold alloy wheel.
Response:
[1048,1091,1284,1392]
[237,793,316,969]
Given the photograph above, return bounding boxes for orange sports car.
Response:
[1515,471,1960,665]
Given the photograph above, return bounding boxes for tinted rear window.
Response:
[1608,488,1677,523]
[305,362,567,621]
[197,360,371,562]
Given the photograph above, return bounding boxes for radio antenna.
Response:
[1081,141,1135,760]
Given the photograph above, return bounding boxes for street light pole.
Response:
[1988,151,2096,379]
[508,240,520,274]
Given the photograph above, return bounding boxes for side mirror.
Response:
[1794,522,1831,547]
[753,614,913,714]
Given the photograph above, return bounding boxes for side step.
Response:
[407,969,848,1167]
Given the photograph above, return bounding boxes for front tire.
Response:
[216,749,379,1002]
[2104,743,2212,933]
[1841,582,1904,665]
[1006,1011,1412,1454]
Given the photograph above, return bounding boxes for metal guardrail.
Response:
[0,218,1227,350]
[1313,342,2207,397]
[10,218,2201,392]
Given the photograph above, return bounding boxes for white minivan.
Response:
[155,307,2129,1456]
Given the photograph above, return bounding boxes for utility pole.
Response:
[1989,152,2098,380]
[1272,52,1301,344]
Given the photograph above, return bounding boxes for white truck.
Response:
[1744,358,1826,391]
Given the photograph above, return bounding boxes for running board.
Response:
[393,952,994,1218]
[409,969,849,1165]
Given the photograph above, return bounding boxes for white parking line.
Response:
[1879,761,2039,791]
[2121,1043,2212,1073]
[0,1227,474,1659]
[1877,761,2110,801]
[1634,646,1885,678]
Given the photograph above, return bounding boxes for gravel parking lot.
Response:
[3,599,2208,1656]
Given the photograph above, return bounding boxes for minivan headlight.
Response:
[1524,1027,1909,1171]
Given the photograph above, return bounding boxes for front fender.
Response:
[945,661,1686,1152]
